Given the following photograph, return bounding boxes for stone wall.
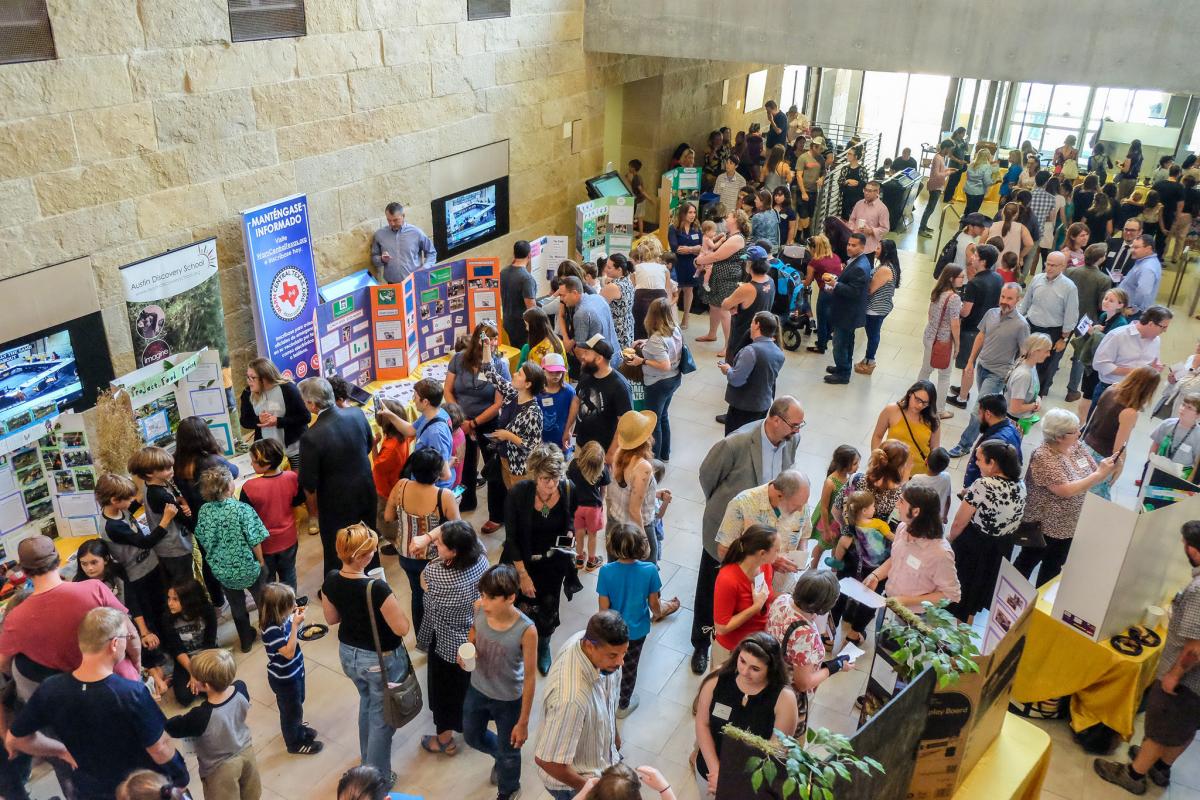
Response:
[0,0,769,386]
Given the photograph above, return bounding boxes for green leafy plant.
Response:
[881,597,980,687]
[726,724,884,799]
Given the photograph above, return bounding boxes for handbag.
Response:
[364,579,423,729]
[1013,519,1047,549]
[929,294,953,369]
[679,341,698,374]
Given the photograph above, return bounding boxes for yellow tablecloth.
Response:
[952,177,1002,204]
[1011,577,1164,738]
[953,714,1051,800]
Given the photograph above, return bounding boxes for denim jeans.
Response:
[263,544,298,590]
[863,314,885,361]
[1029,324,1066,396]
[642,372,682,460]
[548,791,576,800]
[815,290,833,349]
[955,366,1007,450]
[919,188,942,230]
[269,674,307,748]
[964,192,985,216]
[831,327,856,377]
[399,555,427,633]
[462,686,524,794]
[339,642,411,775]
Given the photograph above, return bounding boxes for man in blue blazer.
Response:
[824,232,872,385]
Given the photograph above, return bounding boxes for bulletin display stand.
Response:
[656,167,701,247]
[575,197,635,264]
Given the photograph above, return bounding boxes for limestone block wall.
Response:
[0,0,768,385]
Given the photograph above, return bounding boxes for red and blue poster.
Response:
[241,195,319,381]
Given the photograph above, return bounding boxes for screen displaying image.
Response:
[432,176,510,259]
[0,331,80,437]
[445,185,498,250]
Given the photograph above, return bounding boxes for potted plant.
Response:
[723,724,884,799]
[879,597,980,688]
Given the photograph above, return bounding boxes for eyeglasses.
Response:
[773,414,806,432]
[110,634,137,642]
[910,395,931,406]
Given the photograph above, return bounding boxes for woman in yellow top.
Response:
[517,307,566,369]
[870,381,941,475]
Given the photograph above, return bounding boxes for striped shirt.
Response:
[262,619,304,681]
[534,632,621,791]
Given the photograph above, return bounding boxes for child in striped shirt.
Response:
[259,583,323,755]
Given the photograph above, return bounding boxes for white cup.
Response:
[459,642,477,671]
[367,567,385,581]
[1144,605,1166,630]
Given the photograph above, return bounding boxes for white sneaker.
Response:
[616,693,639,718]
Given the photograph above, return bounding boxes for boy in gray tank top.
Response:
[461,565,537,800]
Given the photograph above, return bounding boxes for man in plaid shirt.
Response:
[1028,171,1057,254]
[1095,521,1200,794]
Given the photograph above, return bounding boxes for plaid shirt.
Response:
[1029,188,1058,230]
[1161,566,1200,694]
[417,552,489,661]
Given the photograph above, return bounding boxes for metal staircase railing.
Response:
[810,122,883,224]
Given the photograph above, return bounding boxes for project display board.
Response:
[315,285,375,389]
[112,350,235,455]
[242,195,320,381]
[466,258,501,332]
[529,235,568,297]
[411,261,470,362]
[371,279,418,381]
[661,166,702,216]
[1053,481,1199,642]
[120,239,231,369]
[575,197,635,263]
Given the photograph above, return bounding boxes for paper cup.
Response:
[458,642,477,671]
[367,567,385,581]
[1144,606,1166,630]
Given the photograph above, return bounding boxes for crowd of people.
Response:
[0,109,1199,800]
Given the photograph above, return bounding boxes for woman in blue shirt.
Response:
[668,201,703,329]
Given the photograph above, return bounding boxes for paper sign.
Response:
[870,653,898,694]
[839,641,866,663]
[58,492,100,519]
[0,467,16,498]
[0,493,25,533]
[1075,314,1092,336]
[839,577,886,609]
[189,388,226,417]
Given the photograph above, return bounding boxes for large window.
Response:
[228,0,306,43]
[0,0,56,65]
[781,66,808,114]
[858,71,950,159]
[1006,84,1178,158]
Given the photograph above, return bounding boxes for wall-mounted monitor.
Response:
[431,176,510,259]
[584,171,633,200]
[0,312,114,440]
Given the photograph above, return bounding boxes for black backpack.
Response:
[933,235,958,279]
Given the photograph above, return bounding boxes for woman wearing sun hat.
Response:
[606,411,663,563]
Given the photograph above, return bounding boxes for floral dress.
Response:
[707,238,748,306]
[609,276,635,350]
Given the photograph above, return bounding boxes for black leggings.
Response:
[428,640,471,734]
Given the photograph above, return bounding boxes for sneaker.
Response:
[1128,745,1171,787]
[946,396,969,409]
[950,385,960,396]
[616,693,640,718]
[947,445,968,458]
[1093,759,1147,795]
[918,228,933,238]
[287,740,325,755]
[497,789,521,800]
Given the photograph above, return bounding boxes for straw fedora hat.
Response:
[616,410,657,450]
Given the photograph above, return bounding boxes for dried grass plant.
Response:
[93,388,141,476]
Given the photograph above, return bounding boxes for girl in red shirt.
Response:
[712,524,779,662]
[372,399,409,555]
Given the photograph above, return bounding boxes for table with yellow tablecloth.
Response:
[953,713,1052,800]
[1011,577,1164,739]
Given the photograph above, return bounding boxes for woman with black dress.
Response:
[946,440,1026,623]
[694,632,798,797]
[502,444,579,676]
[173,416,240,605]
[839,148,866,220]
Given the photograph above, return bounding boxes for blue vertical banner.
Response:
[241,195,320,381]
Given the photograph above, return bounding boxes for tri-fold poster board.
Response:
[313,258,501,386]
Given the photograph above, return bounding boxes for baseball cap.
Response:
[541,352,567,373]
[17,535,57,572]
[576,334,614,361]
[962,212,990,229]
[744,244,770,261]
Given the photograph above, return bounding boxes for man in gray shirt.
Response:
[500,240,537,348]
[950,283,1029,457]
[370,202,437,283]
[557,276,621,367]
[1018,251,1079,398]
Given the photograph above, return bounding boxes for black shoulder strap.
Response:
[782,618,810,653]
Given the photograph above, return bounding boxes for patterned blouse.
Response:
[961,476,1026,537]
[608,276,635,350]
[418,551,489,661]
[193,498,269,590]
[481,362,543,476]
[765,595,824,678]
[1021,442,1097,540]
[833,472,903,527]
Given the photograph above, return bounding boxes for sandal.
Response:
[695,335,717,342]
[585,556,604,572]
[420,735,458,756]
[652,597,681,622]
[938,410,953,420]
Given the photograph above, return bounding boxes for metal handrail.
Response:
[810,122,883,224]
[933,203,962,255]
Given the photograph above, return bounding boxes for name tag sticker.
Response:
[541,397,555,407]
[905,554,922,570]
[712,702,732,721]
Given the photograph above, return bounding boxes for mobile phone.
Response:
[1115,443,1127,460]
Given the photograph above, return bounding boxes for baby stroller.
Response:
[774,245,811,350]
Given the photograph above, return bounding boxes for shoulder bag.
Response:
[364,579,423,729]
[679,338,698,374]
[929,294,953,369]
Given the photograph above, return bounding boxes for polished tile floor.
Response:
[26,198,1200,799]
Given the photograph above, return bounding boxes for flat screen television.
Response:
[432,176,510,258]
[585,170,633,200]
[0,312,114,440]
